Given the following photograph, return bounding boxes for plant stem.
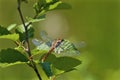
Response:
[41,47,54,62]
[17,0,42,80]
[41,38,62,62]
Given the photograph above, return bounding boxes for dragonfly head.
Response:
[55,38,64,48]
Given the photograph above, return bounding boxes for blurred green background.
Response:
[0,0,120,80]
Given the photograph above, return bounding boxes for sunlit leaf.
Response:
[46,0,52,3]
[15,44,26,53]
[51,64,64,76]
[0,48,29,63]
[33,0,67,18]
[15,27,34,42]
[51,67,76,77]
[31,48,48,56]
[0,33,19,41]
[26,16,45,23]
[16,23,32,33]
[7,24,17,31]
[0,62,26,68]
[48,1,62,10]
[54,3,72,9]
[33,0,46,14]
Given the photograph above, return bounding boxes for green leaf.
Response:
[28,27,34,38]
[38,54,81,76]
[15,29,25,42]
[37,14,46,19]
[32,49,48,56]
[51,68,76,77]
[7,24,17,31]
[46,0,52,3]
[0,48,29,63]
[33,0,71,19]
[15,27,34,42]
[40,62,53,77]
[54,3,72,9]
[40,55,78,76]
[26,16,45,23]
[53,57,81,71]
[16,23,32,33]
[51,65,64,76]
[45,54,57,63]
[33,0,46,14]
[0,25,10,36]
[33,0,62,18]
[0,62,26,68]
[48,1,62,10]
[0,33,19,41]
[15,44,26,53]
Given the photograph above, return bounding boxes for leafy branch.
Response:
[17,0,42,80]
[0,0,81,80]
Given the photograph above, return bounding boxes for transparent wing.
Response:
[36,43,50,51]
[54,39,80,56]
[33,31,82,57]
[32,39,43,46]
[32,39,50,51]
[56,50,80,57]
[40,30,54,47]
[40,31,52,42]
[74,41,86,49]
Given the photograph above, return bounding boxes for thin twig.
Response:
[17,0,42,80]
[41,38,63,62]
[25,13,39,27]
[41,47,54,62]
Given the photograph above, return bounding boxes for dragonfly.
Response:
[32,31,82,56]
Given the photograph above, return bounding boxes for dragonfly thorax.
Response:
[52,39,64,48]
